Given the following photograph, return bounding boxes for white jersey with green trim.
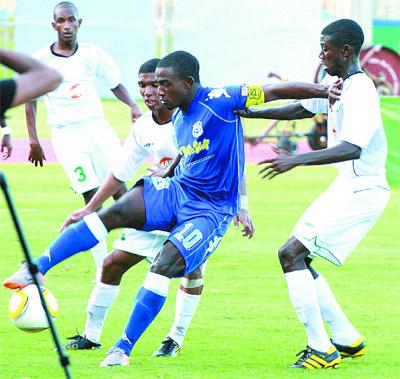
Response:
[301,73,387,180]
[33,41,120,127]
[112,111,177,182]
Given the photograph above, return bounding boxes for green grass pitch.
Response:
[0,162,399,379]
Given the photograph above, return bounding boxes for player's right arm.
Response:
[25,100,47,167]
[61,172,124,230]
[0,49,61,108]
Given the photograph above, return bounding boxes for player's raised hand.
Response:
[258,146,297,179]
[146,163,166,177]
[130,104,143,123]
[233,209,255,239]
[1,134,12,159]
[28,142,46,167]
[60,207,92,231]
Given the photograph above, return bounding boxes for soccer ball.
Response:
[8,284,58,332]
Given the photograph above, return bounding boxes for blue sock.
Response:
[115,287,166,356]
[35,220,100,274]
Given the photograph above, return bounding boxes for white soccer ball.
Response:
[8,284,58,332]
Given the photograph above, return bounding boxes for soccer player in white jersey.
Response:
[238,19,390,369]
[25,2,141,279]
[61,58,252,356]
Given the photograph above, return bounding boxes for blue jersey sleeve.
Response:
[200,86,247,121]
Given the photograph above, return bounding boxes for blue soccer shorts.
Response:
[138,176,233,275]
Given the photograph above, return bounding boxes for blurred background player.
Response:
[0,48,62,159]
[1,117,12,159]
[24,2,142,280]
[61,58,255,357]
[239,19,390,369]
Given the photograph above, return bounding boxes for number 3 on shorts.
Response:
[74,166,87,182]
[175,223,203,250]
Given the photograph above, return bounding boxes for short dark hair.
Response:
[158,51,200,83]
[322,19,364,55]
[54,2,79,20]
[139,58,160,74]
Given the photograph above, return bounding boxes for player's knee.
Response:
[101,254,123,284]
[180,276,204,295]
[150,244,186,277]
[278,245,297,271]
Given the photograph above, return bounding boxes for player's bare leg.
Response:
[278,237,340,368]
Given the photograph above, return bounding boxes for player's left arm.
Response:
[111,84,142,123]
[233,172,255,239]
[242,80,342,109]
[258,141,361,179]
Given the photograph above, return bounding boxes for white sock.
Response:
[143,271,170,297]
[167,289,202,347]
[84,282,120,343]
[315,274,360,345]
[285,269,331,352]
[90,240,107,281]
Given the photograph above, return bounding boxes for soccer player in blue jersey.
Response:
[4,50,340,367]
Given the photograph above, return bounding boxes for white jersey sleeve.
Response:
[112,123,147,182]
[93,46,121,89]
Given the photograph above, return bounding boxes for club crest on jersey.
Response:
[205,88,231,101]
[192,121,203,138]
[179,139,210,158]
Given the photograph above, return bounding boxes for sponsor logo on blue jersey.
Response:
[179,139,210,158]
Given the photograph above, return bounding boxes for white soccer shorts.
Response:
[51,118,121,194]
[292,175,390,265]
[113,228,169,263]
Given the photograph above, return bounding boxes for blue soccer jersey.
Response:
[173,86,247,215]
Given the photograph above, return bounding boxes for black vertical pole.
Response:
[0,171,72,379]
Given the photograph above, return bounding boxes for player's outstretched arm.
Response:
[111,84,142,123]
[61,172,124,230]
[262,78,342,102]
[258,141,361,180]
[236,102,314,120]
[0,49,61,108]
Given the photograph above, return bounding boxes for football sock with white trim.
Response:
[315,274,360,346]
[115,272,170,356]
[285,269,331,352]
[84,282,120,343]
[167,289,202,347]
[35,213,108,274]
[90,240,107,281]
